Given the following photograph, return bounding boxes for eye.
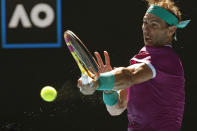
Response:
[143,20,148,25]
[151,22,160,28]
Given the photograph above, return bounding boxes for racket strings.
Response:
[64,30,97,79]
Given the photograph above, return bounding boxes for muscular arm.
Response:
[105,63,154,115]
[113,63,154,91]
[78,52,154,115]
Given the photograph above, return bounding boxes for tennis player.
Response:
[78,0,190,130]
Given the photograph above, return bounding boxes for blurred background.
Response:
[0,0,196,130]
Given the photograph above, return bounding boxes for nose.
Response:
[142,24,150,33]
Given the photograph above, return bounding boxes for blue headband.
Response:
[147,5,190,29]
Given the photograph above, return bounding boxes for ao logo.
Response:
[9,3,55,28]
[1,0,62,48]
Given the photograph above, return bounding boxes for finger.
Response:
[91,69,99,78]
[94,52,104,67]
[80,85,95,95]
[81,90,94,95]
[77,78,83,88]
[104,51,112,68]
[92,56,99,67]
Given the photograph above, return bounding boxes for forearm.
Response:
[106,102,127,116]
[113,67,135,91]
[113,63,153,91]
[95,63,153,91]
[104,90,127,116]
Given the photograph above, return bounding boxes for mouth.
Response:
[144,35,152,42]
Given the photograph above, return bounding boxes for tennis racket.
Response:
[64,30,98,85]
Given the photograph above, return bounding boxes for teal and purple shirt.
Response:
[127,45,185,131]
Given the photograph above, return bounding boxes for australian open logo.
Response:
[1,0,62,48]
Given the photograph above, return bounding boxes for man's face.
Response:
[142,13,170,46]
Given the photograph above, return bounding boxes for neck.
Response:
[145,42,172,47]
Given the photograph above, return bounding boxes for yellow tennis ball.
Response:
[40,86,57,102]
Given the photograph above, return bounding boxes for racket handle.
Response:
[81,74,92,85]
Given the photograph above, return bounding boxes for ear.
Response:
[168,26,177,37]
